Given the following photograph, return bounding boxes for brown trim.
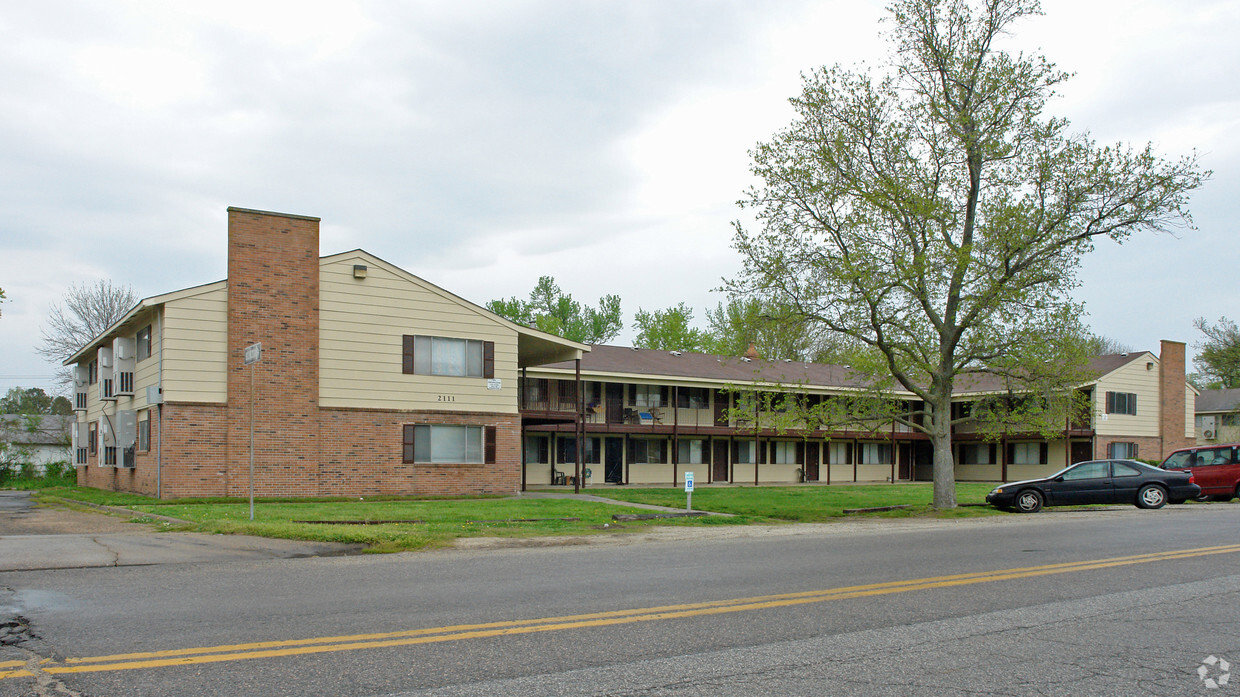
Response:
[483,341,495,379]
[402,424,415,463]
[485,425,496,464]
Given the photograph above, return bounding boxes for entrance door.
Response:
[712,439,729,482]
[898,443,912,480]
[606,383,624,424]
[1070,440,1092,465]
[805,442,819,481]
[605,437,624,483]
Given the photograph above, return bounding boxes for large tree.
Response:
[37,280,138,390]
[487,276,622,345]
[729,0,1206,508]
[1191,316,1240,389]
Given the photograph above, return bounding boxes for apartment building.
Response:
[66,207,1195,498]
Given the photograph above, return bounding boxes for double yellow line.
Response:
[4,543,1239,680]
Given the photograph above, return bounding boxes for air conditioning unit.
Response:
[1204,429,1216,440]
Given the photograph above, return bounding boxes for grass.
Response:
[11,477,1007,552]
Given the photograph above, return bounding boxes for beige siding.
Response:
[162,287,228,403]
[957,463,1000,481]
[1093,356,1161,437]
[1185,386,1196,439]
[318,255,519,413]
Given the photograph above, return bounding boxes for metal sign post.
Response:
[244,342,262,521]
[685,471,694,511]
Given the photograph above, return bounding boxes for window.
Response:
[1162,451,1191,469]
[403,425,495,464]
[859,442,892,465]
[1197,447,1233,466]
[88,422,98,456]
[827,441,852,465]
[137,325,152,361]
[772,441,798,464]
[633,385,667,408]
[402,335,494,378]
[1112,461,1142,477]
[104,446,117,466]
[676,387,710,410]
[630,438,667,464]
[558,436,600,464]
[138,411,150,452]
[678,439,706,464]
[734,440,755,464]
[1105,391,1137,415]
[1106,441,1139,459]
[1010,442,1048,465]
[1223,414,1240,427]
[523,435,549,464]
[1064,461,1109,480]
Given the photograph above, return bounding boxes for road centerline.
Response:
[6,543,1239,680]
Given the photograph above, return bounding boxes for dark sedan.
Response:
[986,459,1200,513]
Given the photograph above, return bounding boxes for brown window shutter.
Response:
[660,386,669,405]
[846,442,853,465]
[1130,442,1138,459]
[402,424,415,463]
[485,426,497,464]
[1006,443,1015,464]
[758,440,767,464]
[1039,442,1049,464]
[483,341,495,379]
[403,335,415,374]
[989,443,997,463]
[796,442,804,463]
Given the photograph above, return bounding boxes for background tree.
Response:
[0,387,72,415]
[0,286,6,317]
[632,303,711,352]
[487,276,622,344]
[1191,316,1240,389]
[37,280,138,390]
[728,0,1206,508]
[1081,334,1133,356]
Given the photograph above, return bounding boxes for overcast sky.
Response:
[1,0,1236,395]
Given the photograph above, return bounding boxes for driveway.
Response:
[0,491,360,571]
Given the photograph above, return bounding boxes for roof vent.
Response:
[740,357,752,363]
[784,359,792,363]
[670,351,682,357]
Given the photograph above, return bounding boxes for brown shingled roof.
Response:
[534,345,1154,396]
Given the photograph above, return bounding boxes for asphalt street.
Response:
[1,499,1238,696]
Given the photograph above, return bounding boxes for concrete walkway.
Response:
[517,490,731,515]
[0,491,360,571]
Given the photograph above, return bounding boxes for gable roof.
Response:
[0,414,72,445]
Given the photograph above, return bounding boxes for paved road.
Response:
[2,501,1237,696]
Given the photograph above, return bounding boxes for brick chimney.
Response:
[1158,339,1190,458]
[225,207,322,496]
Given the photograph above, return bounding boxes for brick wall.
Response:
[224,207,323,498]
[1159,339,1192,457]
[1094,436,1163,462]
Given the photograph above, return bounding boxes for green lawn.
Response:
[15,480,1005,552]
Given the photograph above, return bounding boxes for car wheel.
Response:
[1015,489,1043,513]
[1136,484,1167,509]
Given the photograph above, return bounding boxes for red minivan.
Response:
[1161,444,1240,501]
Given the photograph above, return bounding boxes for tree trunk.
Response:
[930,391,957,509]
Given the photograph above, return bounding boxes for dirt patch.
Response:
[0,493,149,536]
